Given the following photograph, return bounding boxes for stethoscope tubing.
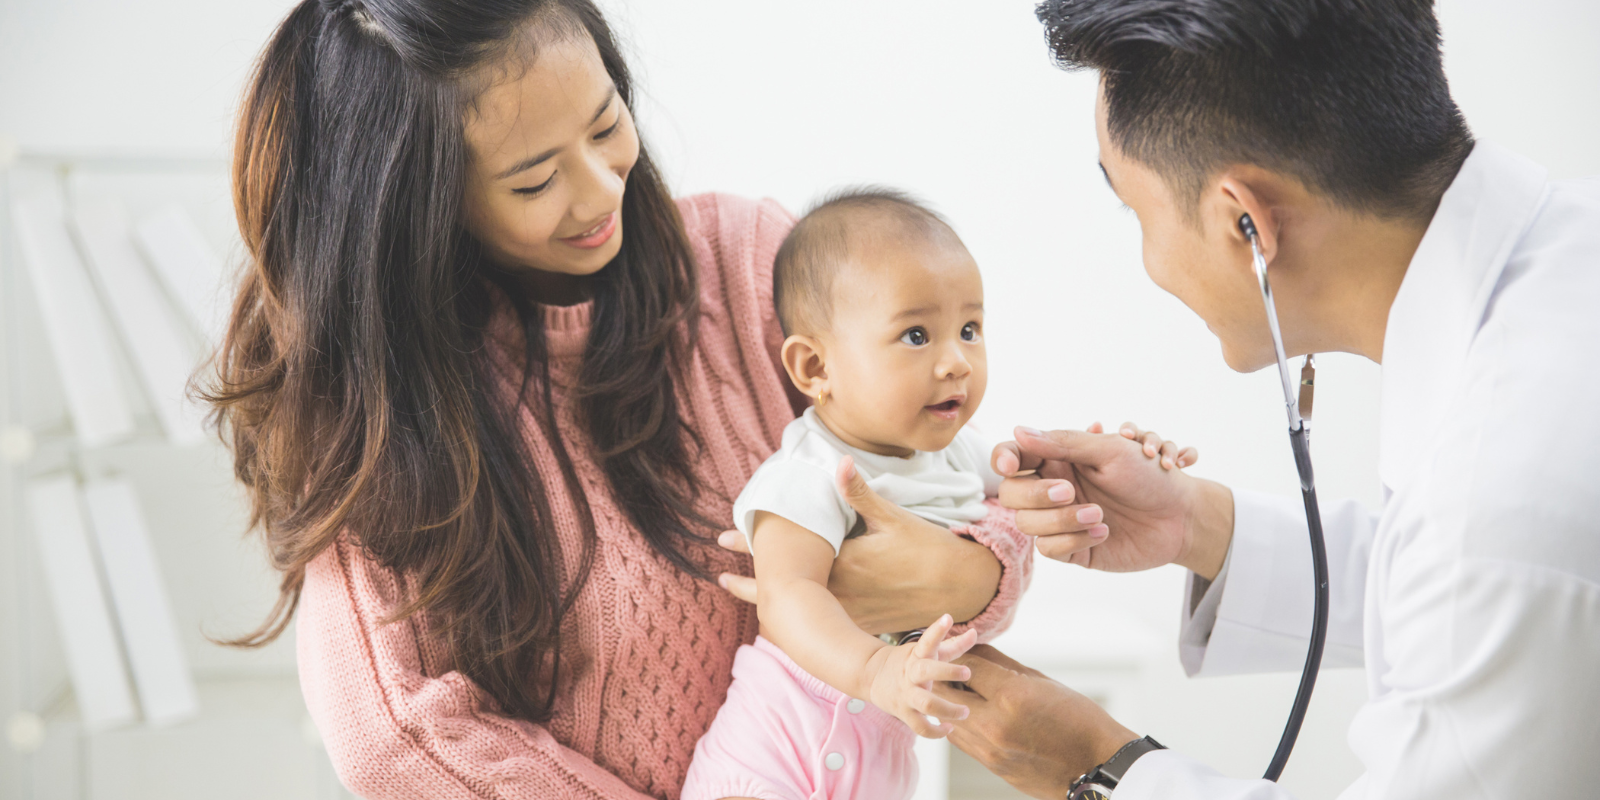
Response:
[1243,214,1332,782]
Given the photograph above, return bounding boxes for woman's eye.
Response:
[900,328,929,347]
[513,175,555,196]
[961,323,981,342]
[594,117,621,140]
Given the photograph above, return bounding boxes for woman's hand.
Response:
[716,457,1003,634]
[994,422,1233,580]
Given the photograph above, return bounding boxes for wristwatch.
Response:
[1068,736,1165,799]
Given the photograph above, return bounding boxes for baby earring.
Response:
[814,390,829,408]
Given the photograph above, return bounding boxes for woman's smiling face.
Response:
[463,28,640,281]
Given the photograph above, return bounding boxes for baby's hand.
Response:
[865,614,978,738]
[1103,421,1199,471]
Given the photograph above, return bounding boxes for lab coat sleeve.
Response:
[1177,489,1373,677]
[1116,555,1600,800]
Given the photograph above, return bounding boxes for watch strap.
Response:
[1070,735,1165,797]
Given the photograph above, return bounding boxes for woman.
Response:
[210,1,1031,797]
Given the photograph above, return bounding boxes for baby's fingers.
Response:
[912,614,955,660]
[907,712,954,739]
[1177,446,1199,468]
[908,657,972,686]
[935,628,978,662]
[912,689,970,723]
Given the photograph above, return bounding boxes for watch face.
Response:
[1069,783,1114,800]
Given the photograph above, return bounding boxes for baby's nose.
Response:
[936,348,972,379]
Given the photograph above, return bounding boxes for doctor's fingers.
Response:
[999,475,1076,510]
[1015,504,1106,537]
[1032,529,1109,563]
[1013,426,1125,469]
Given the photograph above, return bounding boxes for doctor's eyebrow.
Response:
[493,87,618,180]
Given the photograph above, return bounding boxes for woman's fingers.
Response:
[1033,528,1108,563]
[1014,504,1104,537]
[715,572,757,604]
[836,455,915,529]
[716,529,750,554]
[998,475,1075,510]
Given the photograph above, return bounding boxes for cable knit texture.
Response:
[295,193,1032,800]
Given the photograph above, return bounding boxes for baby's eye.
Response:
[961,323,981,342]
[900,327,929,347]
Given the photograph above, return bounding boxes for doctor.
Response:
[939,0,1600,797]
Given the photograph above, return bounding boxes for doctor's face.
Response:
[1093,84,1280,372]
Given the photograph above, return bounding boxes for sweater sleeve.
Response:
[297,539,657,800]
[949,500,1032,644]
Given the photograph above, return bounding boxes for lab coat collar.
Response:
[1377,141,1549,493]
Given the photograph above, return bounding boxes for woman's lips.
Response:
[924,396,965,421]
[559,212,617,250]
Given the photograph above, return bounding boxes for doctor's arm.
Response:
[995,424,1373,673]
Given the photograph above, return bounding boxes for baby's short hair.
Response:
[773,187,962,337]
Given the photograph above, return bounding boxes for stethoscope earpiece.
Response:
[1239,212,1259,242]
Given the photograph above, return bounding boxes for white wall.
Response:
[1,1,1596,798]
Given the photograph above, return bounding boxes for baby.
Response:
[682,189,1004,800]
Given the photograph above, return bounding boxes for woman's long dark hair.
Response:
[209,0,708,721]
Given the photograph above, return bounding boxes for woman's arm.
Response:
[718,464,1031,638]
[298,539,657,800]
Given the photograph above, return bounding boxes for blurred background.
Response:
[0,1,1595,798]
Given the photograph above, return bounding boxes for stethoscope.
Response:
[1240,213,1330,782]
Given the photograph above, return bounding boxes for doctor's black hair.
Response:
[1036,0,1475,220]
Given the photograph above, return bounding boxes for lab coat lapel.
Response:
[1376,142,1548,494]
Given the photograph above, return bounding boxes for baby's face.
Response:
[815,238,987,456]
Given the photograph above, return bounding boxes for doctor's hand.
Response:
[936,644,1136,799]
[714,457,1003,635]
[993,423,1234,580]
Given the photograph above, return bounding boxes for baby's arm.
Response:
[751,511,976,737]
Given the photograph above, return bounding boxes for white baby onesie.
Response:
[733,407,1002,553]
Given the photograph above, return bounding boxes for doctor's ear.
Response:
[1216,173,1282,264]
[780,335,829,404]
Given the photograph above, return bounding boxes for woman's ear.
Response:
[780,334,828,403]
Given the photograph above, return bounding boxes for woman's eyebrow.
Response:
[493,87,618,180]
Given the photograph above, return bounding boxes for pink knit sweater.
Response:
[296,193,1032,800]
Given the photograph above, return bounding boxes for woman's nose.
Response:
[567,150,626,222]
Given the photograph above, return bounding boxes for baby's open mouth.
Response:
[925,396,965,418]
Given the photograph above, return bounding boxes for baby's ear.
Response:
[780,334,828,400]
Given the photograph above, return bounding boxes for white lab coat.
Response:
[1119,142,1600,799]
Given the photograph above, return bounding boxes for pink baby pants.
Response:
[681,636,917,800]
